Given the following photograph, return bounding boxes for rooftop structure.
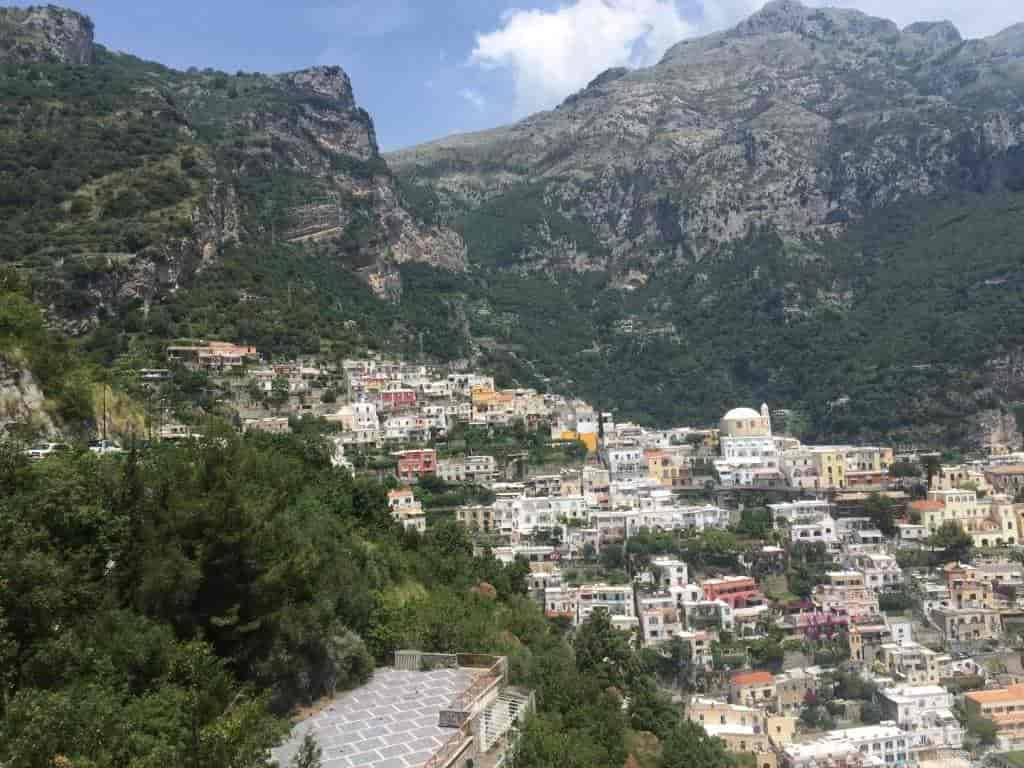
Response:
[271,652,531,768]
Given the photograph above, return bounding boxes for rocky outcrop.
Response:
[388,0,1024,277]
[0,355,55,436]
[0,5,94,65]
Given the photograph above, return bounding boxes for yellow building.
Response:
[915,489,1018,547]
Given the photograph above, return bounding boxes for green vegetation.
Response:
[0,285,119,437]
[0,429,733,768]
[930,521,974,563]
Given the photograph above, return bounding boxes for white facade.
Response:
[605,446,645,481]
[784,724,908,767]
[789,514,840,552]
[879,685,963,753]
[769,499,831,528]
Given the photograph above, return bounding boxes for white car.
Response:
[25,442,71,461]
[88,440,123,455]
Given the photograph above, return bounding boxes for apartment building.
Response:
[688,697,795,768]
[639,594,683,646]
[782,724,908,768]
[768,500,832,528]
[438,455,499,485]
[965,683,1024,750]
[387,488,426,532]
[730,671,776,708]
[878,684,963,753]
[813,571,879,620]
[849,553,904,591]
[575,583,635,626]
[702,576,762,609]
[932,605,1002,645]
[789,514,841,553]
[651,556,688,589]
[393,449,437,483]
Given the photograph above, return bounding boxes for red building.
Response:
[380,388,417,410]
[394,449,437,483]
[702,576,761,609]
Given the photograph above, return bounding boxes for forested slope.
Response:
[0,431,734,768]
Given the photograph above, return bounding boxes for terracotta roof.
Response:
[966,683,1024,704]
[731,670,774,686]
[987,465,1024,475]
[909,500,944,510]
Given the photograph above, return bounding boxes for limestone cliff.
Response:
[0,8,465,333]
[0,5,94,65]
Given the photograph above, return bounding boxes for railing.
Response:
[421,725,472,768]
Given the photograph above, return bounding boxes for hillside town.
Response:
[50,341,1024,768]
[144,343,1024,765]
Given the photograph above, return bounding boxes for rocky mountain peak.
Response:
[730,0,899,43]
[0,4,94,65]
[276,65,357,108]
[902,20,962,45]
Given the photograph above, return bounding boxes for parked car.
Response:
[25,442,71,461]
[88,440,123,455]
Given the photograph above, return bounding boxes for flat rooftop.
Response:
[271,666,479,768]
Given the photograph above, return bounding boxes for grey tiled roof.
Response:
[271,667,477,768]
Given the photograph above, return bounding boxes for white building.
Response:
[605,446,645,481]
[783,724,907,767]
[575,583,635,626]
[879,685,963,753]
[769,499,832,528]
[849,553,904,592]
[789,514,840,553]
[651,556,688,589]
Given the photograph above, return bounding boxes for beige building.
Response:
[730,670,776,708]
[932,605,1002,645]
[813,571,879,620]
[688,697,795,768]
[965,683,1024,750]
[875,641,949,686]
[913,488,1019,547]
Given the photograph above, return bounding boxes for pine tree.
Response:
[290,733,322,768]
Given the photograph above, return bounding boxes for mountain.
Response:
[4,3,1024,446]
[0,5,464,338]
[389,0,1024,268]
[384,0,1024,446]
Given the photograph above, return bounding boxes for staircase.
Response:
[479,688,534,755]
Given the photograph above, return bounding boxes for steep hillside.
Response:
[0,5,464,336]
[383,0,1024,445]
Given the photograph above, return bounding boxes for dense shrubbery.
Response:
[0,430,733,768]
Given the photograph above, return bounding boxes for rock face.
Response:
[389,0,1024,274]
[0,5,94,65]
[0,8,465,330]
[0,356,55,436]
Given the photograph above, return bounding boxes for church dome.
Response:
[723,407,761,421]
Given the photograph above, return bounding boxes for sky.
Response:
[4,0,1023,150]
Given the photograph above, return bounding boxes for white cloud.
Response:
[470,0,1023,117]
[460,87,488,109]
[469,0,745,114]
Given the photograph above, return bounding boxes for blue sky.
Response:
[4,0,1022,150]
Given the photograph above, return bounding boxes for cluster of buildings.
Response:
[154,345,1024,767]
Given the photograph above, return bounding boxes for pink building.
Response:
[381,389,417,410]
[702,576,761,609]
[394,449,437,483]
